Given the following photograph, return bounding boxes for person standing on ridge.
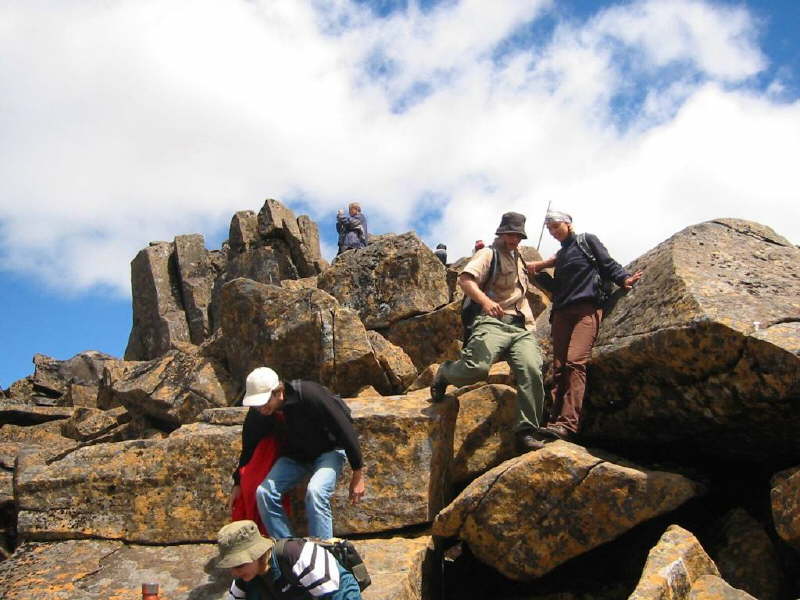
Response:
[336,203,369,254]
[528,210,642,442]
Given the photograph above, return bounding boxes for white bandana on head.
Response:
[544,210,572,224]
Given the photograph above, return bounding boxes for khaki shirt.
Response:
[461,246,535,331]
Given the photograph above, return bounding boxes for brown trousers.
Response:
[549,300,602,433]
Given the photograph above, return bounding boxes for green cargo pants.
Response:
[439,315,544,432]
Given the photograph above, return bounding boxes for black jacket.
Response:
[233,380,363,485]
[552,233,629,311]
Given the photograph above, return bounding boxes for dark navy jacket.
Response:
[336,212,368,252]
[552,233,629,311]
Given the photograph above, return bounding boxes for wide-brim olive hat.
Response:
[217,520,274,568]
[495,212,527,239]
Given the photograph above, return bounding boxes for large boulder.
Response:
[15,423,239,544]
[450,383,518,484]
[366,331,417,393]
[628,524,719,599]
[219,278,387,397]
[386,301,463,370]
[770,465,800,551]
[359,536,436,600]
[103,350,237,426]
[433,441,701,580]
[706,508,784,600]
[257,198,325,278]
[318,232,450,329]
[581,219,800,463]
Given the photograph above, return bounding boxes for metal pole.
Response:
[536,200,551,250]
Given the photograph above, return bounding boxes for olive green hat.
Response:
[217,520,274,568]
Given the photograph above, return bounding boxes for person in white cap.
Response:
[217,520,361,599]
[230,368,365,541]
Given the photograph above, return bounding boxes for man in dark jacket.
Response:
[229,367,365,540]
[218,520,362,599]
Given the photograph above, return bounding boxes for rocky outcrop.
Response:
[770,465,800,551]
[318,232,450,329]
[582,219,800,463]
[706,508,784,600]
[125,241,193,360]
[103,350,237,426]
[16,423,238,544]
[258,198,325,278]
[386,301,463,370]
[689,575,757,599]
[360,536,436,600]
[174,234,217,345]
[433,441,701,580]
[219,278,387,396]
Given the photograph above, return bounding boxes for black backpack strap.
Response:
[575,233,598,267]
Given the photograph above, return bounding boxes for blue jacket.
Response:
[552,233,629,311]
[336,212,368,252]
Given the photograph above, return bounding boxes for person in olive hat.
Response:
[217,520,361,599]
[430,212,547,453]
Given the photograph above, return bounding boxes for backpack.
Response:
[274,537,371,592]
[574,233,614,306]
[460,247,499,342]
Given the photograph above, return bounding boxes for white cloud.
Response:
[0,0,796,296]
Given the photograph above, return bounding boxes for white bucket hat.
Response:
[242,367,280,407]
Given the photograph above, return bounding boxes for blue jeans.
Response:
[256,449,346,539]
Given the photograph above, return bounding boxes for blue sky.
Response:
[1,0,799,388]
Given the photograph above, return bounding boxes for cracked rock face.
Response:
[318,232,450,329]
[432,441,700,580]
[15,423,239,544]
[582,219,800,463]
[219,278,387,397]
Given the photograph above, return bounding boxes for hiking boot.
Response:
[515,430,545,453]
[429,366,448,403]
[541,424,575,442]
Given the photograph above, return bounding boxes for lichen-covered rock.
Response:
[770,465,800,551]
[318,232,450,329]
[1,420,77,466]
[628,525,720,600]
[688,575,757,599]
[451,384,518,484]
[59,407,133,442]
[16,423,239,543]
[367,331,417,393]
[582,219,800,463]
[125,241,192,360]
[257,198,323,279]
[0,535,433,600]
[433,441,701,580]
[359,536,436,600]
[219,278,387,397]
[706,508,784,600]
[103,350,237,426]
[0,402,74,425]
[281,275,319,291]
[386,301,462,370]
[0,540,229,600]
[291,394,457,536]
[228,209,259,253]
[174,234,217,345]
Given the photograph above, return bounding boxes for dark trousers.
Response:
[549,301,602,433]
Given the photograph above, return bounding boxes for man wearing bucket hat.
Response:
[230,368,365,541]
[218,520,362,599]
[430,212,547,453]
